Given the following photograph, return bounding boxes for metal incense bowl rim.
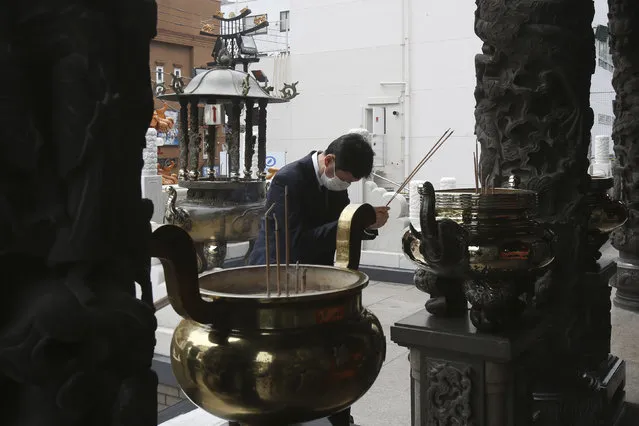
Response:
[197,264,369,302]
[425,187,538,211]
[179,179,267,190]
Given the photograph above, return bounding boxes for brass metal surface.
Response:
[335,203,377,270]
[587,177,628,234]
[150,224,386,424]
[402,187,555,276]
[164,181,267,243]
[171,309,385,424]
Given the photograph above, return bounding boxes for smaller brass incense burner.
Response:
[403,181,555,331]
[151,203,386,425]
[165,180,266,272]
[587,177,627,262]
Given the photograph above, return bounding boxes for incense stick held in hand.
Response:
[386,128,454,207]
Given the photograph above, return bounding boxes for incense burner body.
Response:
[587,177,627,262]
[403,183,555,331]
[151,214,385,425]
[172,267,385,424]
[164,179,266,271]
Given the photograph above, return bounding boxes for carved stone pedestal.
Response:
[532,255,627,426]
[533,356,626,426]
[391,310,545,426]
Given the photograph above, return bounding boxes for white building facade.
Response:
[222,0,615,192]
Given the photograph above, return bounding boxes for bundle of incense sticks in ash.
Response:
[473,142,480,194]
[473,140,493,194]
[386,128,455,207]
[264,185,304,297]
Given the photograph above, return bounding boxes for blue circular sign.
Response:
[265,155,276,167]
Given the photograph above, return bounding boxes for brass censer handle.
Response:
[150,225,216,324]
[335,203,377,271]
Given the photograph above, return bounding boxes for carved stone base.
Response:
[532,356,626,426]
[391,310,545,426]
[613,254,639,312]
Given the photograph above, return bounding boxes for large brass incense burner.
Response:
[151,204,386,425]
[403,181,555,331]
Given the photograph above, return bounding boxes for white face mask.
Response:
[320,165,351,191]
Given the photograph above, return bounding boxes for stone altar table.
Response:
[391,310,547,426]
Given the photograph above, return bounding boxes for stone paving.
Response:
[161,282,639,425]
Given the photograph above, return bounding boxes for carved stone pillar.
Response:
[206,124,216,179]
[228,100,242,181]
[257,99,268,180]
[187,99,200,180]
[244,99,256,179]
[0,1,159,425]
[609,0,639,312]
[179,99,189,180]
[474,0,626,424]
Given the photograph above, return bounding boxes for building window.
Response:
[598,113,613,126]
[280,10,290,32]
[174,67,182,78]
[155,65,164,84]
[244,14,268,35]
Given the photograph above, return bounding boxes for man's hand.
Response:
[368,206,390,229]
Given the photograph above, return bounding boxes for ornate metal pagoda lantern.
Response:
[159,9,299,272]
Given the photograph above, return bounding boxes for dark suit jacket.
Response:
[248,151,376,266]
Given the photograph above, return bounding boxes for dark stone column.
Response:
[257,99,268,180]
[609,0,639,312]
[244,99,255,179]
[179,98,189,180]
[0,1,158,426]
[187,99,200,180]
[229,100,242,181]
[206,124,216,179]
[474,1,625,425]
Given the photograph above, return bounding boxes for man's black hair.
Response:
[324,133,375,179]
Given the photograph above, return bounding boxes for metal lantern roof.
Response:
[158,68,289,104]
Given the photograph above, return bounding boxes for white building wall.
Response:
[590,65,615,155]
[225,0,614,185]
[406,0,479,188]
[225,0,481,189]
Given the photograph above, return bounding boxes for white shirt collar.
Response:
[312,151,322,188]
